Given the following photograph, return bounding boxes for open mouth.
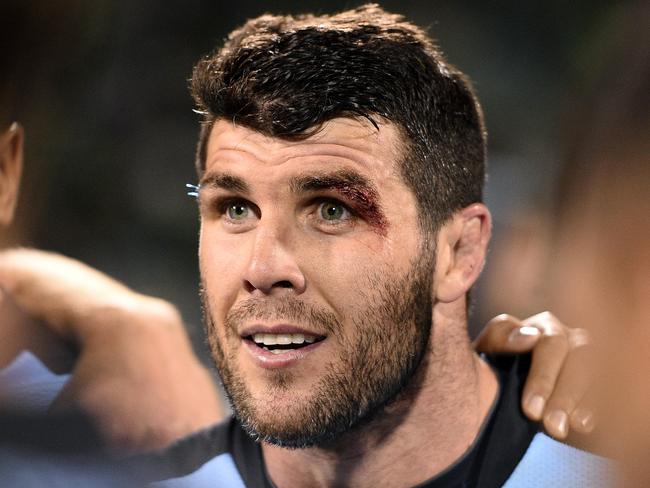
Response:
[245,333,326,355]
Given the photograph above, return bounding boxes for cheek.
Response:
[199,223,248,318]
[299,232,416,312]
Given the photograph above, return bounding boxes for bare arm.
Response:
[0,247,224,452]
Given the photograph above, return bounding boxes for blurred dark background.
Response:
[6,0,626,364]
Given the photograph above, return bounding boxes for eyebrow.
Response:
[289,169,389,234]
[199,172,250,194]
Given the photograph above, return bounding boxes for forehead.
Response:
[203,117,404,183]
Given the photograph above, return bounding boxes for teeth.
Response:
[292,333,305,344]
[252,332,319,346]
[276,334,292,345]
[261,346,288,355]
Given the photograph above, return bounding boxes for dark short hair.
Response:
[190,4,486,234]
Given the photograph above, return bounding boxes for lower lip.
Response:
[242,338,325,369]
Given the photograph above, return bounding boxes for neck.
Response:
[262,303,498,488]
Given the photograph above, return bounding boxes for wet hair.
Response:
[190,4,486,234]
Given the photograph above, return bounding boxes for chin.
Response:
[232,387,330,448]
[238,415,337,449]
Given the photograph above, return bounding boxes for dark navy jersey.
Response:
[144,355,613,487]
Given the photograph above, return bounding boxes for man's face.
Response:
[199,118,435,447]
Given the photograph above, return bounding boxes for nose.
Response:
[242,226,306,296]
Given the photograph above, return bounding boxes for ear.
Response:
[0,123,24,226]
[434,203,491,303]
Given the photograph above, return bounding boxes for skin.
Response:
[546,141,650,480]
[199,117,499,486]
[199,118,422,422]
[475,312,595,439]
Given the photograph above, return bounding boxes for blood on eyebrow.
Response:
[291,171,389,235]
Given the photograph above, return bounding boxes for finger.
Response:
[0,249,134,304]
[520,311,572,421]
[474,314,541,353]
[522,332,570,422]
[570,395,596,435]
[541,346,593,439]
[568,364,598,436]
[521,311,566,336]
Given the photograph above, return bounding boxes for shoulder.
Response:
[502,433,616,487]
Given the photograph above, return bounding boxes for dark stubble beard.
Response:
[202,253,434,449]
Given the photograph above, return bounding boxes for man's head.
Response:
[192,5,491,448]
[191,4,486,237]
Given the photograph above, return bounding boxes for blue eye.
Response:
[227,203,250,220]
[319,201,350,221]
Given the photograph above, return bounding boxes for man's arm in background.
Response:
[0,248,224,452]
